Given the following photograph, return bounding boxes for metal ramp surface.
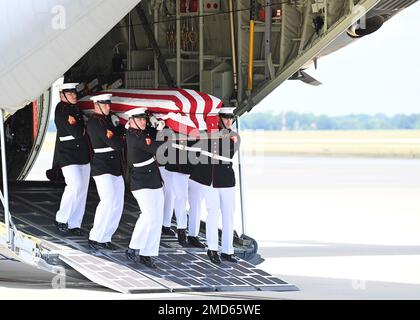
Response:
[84,249,297,293]
[1,181,298,294]
[57,248,168,294]
[40,244,297,294]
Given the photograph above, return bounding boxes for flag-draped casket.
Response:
[78,88,223,135]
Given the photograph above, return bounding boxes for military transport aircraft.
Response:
[0,0,418,296]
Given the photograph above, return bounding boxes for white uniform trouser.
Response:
[89,174,125,243]
[188,179,204,237]
[159,167,175,227]
[201,184,236,254]
[129,188,164,256]
[56,164,90,229]
[170,172,189,229]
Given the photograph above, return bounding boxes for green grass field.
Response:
[240,130,420,158]
[42,130,420,158]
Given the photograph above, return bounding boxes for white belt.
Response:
[59,135,75,142]
[201,151,233,162]
[172,143,186,151]
[171,143,201,152]
[172,143,232,162]
[94,147,115,153]
[133,157,155,167]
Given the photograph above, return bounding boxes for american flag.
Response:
[78,88,222,135]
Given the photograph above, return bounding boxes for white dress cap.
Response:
[90,93,113,103]
[57,83,79,92]
[124,107,148,118]
[219,107,235,115]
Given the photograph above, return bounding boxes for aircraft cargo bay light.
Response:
[0,0,418,294]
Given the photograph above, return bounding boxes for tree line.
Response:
[240,112,420,130]
[48,112,420,131]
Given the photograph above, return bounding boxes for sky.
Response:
[255,1,420,116]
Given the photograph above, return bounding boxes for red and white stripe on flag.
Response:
[78,88,222,134]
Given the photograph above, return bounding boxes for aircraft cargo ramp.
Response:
[0,181,297,294]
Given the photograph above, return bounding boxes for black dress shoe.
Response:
[162,226,176,236]
[126,248,138,262]
[207,250,221,264]
[187,236,206,248]
[68,228,83,236]
[88,239,99,250]
[103,242,116,250]
[139,255,157,268]
[55,221,68,234]
[220,253,239,263]
[88,240,107,250]
[177,229,188,246]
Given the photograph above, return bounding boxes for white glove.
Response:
[110,114,120,127]
[149,115,159,128]
[149,115,165,130]
[156,120,165,131]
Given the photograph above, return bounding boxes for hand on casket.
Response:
[156,120,165,131]
[110,114,120,127]
[149,114,166,131]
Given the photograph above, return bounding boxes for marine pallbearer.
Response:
[125,108,166,268]
[86,94,125,250]
[164,134,192,246]
[190,107,241,264]
[54,83,91,235]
